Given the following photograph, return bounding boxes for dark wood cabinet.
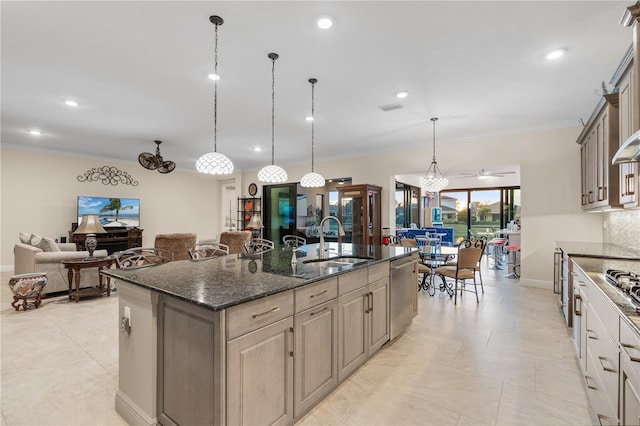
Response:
[70,228,143,254]
[337,184,382,246]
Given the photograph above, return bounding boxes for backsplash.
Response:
[606,210,640,250]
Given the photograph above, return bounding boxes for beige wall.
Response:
[1,147,231,269]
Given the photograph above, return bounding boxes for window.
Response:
[395,182,420,228]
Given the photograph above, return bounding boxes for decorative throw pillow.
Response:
[30,234,60,252]
[19,232,31,244]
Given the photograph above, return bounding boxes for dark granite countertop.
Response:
[556,241,640,260]
[571,257,640,333]
[102,242,416,311]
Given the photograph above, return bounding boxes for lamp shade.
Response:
[73,215,107,235]
[248,213,264,229]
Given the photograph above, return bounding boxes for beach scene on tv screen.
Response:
[78,197,140,227]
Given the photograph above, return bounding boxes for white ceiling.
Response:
[1,1,633,176]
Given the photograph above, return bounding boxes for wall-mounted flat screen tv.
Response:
[77,196,140,228]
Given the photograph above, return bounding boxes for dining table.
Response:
[418,246,457,296]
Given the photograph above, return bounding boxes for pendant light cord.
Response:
[213,21,219,153]
[431,117,438,163]
[311,79,316,172]
[271,55,276,166]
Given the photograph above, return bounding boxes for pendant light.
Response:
[420,117,448,193]
[196,15,234,175]
[300,78,325,188]
[257,53,288,183]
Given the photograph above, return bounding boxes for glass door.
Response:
[263,183,296,245]
[440,186,520,243]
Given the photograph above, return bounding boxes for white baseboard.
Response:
[115,390,157,426]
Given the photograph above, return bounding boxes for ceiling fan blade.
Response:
[157,161,176,174]
[138,152,160,170]
[492,171,516,175]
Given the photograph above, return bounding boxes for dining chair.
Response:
[245,238,275,254]
[434,243,484,304]
[282,235,306,248]
[113,247,173,269]
[188,242,229,260]
[153,233,196,261]
[399,237,417,248]
[444,237,487,291]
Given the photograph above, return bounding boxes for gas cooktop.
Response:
[605,269,640,308]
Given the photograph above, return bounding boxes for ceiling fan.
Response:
[456,169,516,179]
[138,140,176,174]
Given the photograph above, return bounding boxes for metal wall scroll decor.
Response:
[77,166,139,186]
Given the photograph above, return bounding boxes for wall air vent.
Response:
[378,102,403,112]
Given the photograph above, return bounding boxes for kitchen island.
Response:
[102,242,418,426]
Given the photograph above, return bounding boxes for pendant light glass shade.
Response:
[196,151,234,174]
[258,53,288,183]
[258,164,288,183]
[300,172,326,187]
[420,117,448,193]
[301,78,325,188]
[196,15,234,175]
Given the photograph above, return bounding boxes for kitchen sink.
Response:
[303,255,374,266]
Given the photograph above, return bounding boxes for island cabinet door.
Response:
[293,299,338,418]
[157,296,224,426]
[368,277,389,355]
[337,286,368,382]
[227,316,294,426]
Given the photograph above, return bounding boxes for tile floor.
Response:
[0,263,593,425]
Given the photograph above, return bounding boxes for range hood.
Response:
[612,129,640,164]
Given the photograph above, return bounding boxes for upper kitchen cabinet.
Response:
[577,92,621,210]
[616,60,639,208]
[337,184,382,246]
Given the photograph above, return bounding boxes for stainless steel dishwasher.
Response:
[390,255,417,340]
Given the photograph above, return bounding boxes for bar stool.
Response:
[487,237,507,270]
[505,245,521,279]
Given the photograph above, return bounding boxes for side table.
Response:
[61,257,115,303]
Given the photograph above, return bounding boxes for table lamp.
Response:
[73,215,107,259]
[247,213,264,239]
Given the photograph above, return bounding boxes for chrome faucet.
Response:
[319,216,346,259]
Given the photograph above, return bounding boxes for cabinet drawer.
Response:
[586,306,619,401]
[295,278,338,313]
[572,263,590,303]
[226,290,294,340]
[585,348,619,426]
[338,268,368,295]
[620,317,640,379]
[589,280,619,339]
[368,261,389,283]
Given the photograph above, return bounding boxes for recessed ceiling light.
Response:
[64,99,78,107]
[254,147,262,152]
[316,16,333,29]
[29,129,42,136]
[545,49,566,60]
[396,91,409,99]
[208,73,220,81]
[305,116,314,121]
